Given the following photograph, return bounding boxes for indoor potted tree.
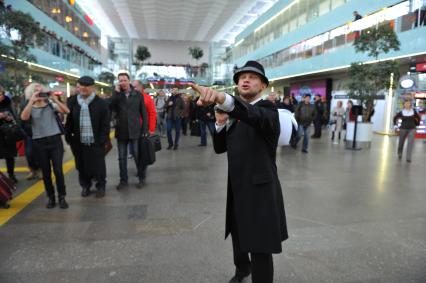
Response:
[346,23,400,148]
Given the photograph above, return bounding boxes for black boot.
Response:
[331,132,335,141]
[81,187,91,197]
[95,188,105,198]
[58,196,68,209]
[338,132,341,140]
[46,197,56,209]
[8,174,18,184]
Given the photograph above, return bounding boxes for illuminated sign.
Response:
[416,63,426,72]
[415,93,426,99]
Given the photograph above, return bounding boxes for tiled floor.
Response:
[0,132,425,282]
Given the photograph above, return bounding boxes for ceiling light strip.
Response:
[1,54,109,87]
[269,51,426,82]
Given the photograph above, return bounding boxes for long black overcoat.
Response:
[65,95,110,175]
[213,96,288,254]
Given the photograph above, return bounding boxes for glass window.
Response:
[318,0,331,17]
[331,0,347,10]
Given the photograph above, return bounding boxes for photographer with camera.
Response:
[21,83,70,209]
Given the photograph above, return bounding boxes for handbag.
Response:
[0,121,26,143]
[148,134,161,152]
[190,120,201,137]
[139,136,156,166]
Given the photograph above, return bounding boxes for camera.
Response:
[38,92,50,98]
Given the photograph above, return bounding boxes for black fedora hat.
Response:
[233,60,269,86]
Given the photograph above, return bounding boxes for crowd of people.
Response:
[1,58,424,282]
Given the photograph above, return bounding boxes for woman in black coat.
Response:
[0,88,18,183]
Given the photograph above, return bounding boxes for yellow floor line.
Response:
[0,159,75,227]
[0,131,114,227]
[0,167,30,173]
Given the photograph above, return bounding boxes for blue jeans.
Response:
[199,120,215,145]
[117,139,141,183]
[166,117,182,146]
[297,125,310,151]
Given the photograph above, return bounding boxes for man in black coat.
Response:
[109,73,148,189]
[312,94,324,138]
[192,60,288,283]
[65,76,110,198]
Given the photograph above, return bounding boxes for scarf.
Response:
[402,109,414,116]
[77,93,95,144]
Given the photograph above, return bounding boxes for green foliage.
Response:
[188,46,203,61]
[0,9,45,96]
[98,71,115,85]
[354,24,400,59]
[347,23,400,122]
[134,45,151,65]
[0,9,46,61]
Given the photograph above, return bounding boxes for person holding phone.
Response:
[109,73,148,189]
[20,83,70,209]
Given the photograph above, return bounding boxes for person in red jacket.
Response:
[132,80,157,184]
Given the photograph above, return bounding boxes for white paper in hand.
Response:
[278,109,298,146]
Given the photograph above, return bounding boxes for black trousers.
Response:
[231,211,274,283]
[313,119,322,137]
[32,135,66,198]
[71,143,106,190]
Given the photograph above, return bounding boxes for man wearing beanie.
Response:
[65,76,110,198]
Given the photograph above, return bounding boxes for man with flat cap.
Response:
[192,60,288,283]
[65,76,111,198]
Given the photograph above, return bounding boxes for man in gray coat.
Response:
[109,73,148,189]
[192,60,287,283]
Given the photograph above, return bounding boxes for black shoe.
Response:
[198,144,206,147]
[95,189,105,198]
[136,179,145,189]
[407,159,411,163]
[81,187,91,197]
[302,149,308,153]
[46,198,56,209]
[173,145,178,150]
[116,182,128,190]
[290,143,297,149]
[9,175,18,184]
[167,145,173,150]
[228,272,251,283]
[58,197,69,209]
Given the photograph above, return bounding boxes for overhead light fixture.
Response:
[51,8,61,14]
[74,26,79,32]
[83,32,89,38]
[65,16,73,23]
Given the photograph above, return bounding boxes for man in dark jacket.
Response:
[195,101,215,146]
[294,94,316,153]
[312,94,324,138]
[109,73,148,189]
[65,76,110,198]
[192,60,287,283]
[165,88,184,150]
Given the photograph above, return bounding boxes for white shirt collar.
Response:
[250,97,262,105]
